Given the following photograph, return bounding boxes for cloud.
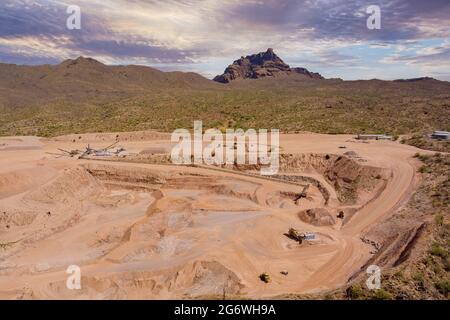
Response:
[0,0,448,80]
[381,42,450,66]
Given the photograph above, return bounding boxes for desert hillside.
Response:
[0,56,217,107]
[0,54,449,137]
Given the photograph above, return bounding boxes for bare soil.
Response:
[0,132,425,299]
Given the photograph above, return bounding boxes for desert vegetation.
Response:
[336,153,448,300]
[0,58,449,138]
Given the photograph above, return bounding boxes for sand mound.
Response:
[42,260,243,299]
[185,261,244,297]
[163,260,244,298]
[24,166,104,208]
[0,167,58,199]
[298,208,336,226]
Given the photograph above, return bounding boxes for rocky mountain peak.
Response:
[59,56,105,68]
[214,48,323,83]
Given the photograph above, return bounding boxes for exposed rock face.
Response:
[291,67,324,80]
[214,48,323,83]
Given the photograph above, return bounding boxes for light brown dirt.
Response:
[0,132,424,299]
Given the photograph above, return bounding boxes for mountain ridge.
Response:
[214,48,324,83]
[0,54,449,138]
[0,56,217,107]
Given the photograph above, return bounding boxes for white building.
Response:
[356,134,393,141]
[431,131,450,140]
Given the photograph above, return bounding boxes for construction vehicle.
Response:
[259,273,271,283]
[287,228,316,243]
[293,185,309,203]
[47,141,125,159]
[288,228,306,243]
[79,141,121,158]
[46,148,81,158]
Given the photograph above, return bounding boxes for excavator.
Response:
[47,142,125,159]
[288,228,306,244]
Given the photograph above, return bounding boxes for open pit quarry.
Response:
[0,132,422,299]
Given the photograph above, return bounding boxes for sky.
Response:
[0,0,449,80]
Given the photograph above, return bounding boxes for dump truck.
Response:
[288,228,316,243]
[288,228,306,243]
[259,273,271,283]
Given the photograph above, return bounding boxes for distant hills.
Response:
[0,53,449,138]
[0,56,216,107]
[214,48,323,83]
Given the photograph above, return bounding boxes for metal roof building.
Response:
[356,134,393,141]
[431,131,450,140]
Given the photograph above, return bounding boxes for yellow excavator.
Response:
[259,273,271,283]
[288,228,306,244]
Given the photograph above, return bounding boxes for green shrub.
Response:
[346,284,363,299]
[372,289,393,300]
[418,165,431,173]
[435,280,450,296]
[430,243,447,258]
[323,293,334,300]
[435,213,444,226]
[412,271,425,288]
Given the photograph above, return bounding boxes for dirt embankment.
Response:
[297,208,336,226]
[83,163,168,190]
[1,167,103,233]
[216,152,389,207]
[41,259,244,299]
[49,131,171,143]
[278,153,390,205]
[333,153,449,300]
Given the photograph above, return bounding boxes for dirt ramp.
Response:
[24,166,104,207]
[0,167,58,199]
